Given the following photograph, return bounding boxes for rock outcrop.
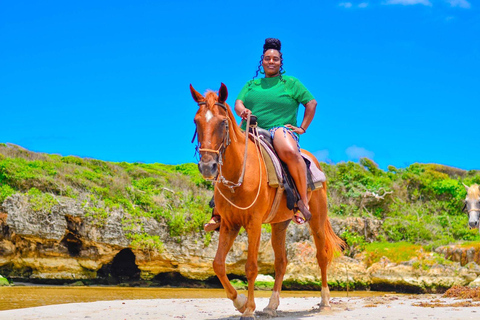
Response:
[436,245,480,266]
[0,194,479,291]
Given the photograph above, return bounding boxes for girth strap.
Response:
[263,185,285,224]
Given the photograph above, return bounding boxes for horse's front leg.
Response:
[213,224,246,312]
[240,223,262,320]
[263,220,290,317]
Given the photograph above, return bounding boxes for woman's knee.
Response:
[277,147,301,163]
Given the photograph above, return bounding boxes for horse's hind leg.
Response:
[213,224,246,312]
[263,219,290,317]
[308,190,332,310]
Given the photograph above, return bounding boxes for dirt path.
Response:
[0,295,479,320]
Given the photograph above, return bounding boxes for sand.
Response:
[0,295,479,320]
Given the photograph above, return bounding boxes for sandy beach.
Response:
[1,295,479,320]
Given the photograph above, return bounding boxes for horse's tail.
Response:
[324,216,345,264]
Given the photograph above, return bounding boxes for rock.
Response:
[330,217,383,242]
[0,192,479,292]
[5,195,67,240]
[436,244,480,266]
[468,277,480,288]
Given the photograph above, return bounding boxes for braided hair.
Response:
[253,38,285,81]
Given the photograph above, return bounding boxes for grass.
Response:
[362,242,423,266]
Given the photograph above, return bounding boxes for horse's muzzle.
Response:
[198,159,218,180]
[469,220,479,229]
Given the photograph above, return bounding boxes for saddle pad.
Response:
[257,137,326,191]
[258,138,282,188]
[301,152,327,189]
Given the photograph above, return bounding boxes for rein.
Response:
[218,112,252,190]
[194,101,264,210]
[216,116,264,210]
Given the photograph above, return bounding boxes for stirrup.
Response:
[292,211,306,225]
[295,199,311,223]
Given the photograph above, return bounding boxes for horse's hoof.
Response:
[320,305,332,311]
[234,294,247,313]
[262,307,277,317]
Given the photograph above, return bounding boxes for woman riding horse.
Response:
[191,82,342,319]
[205,38,317,231]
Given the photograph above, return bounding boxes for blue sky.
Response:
[1,0,479,170]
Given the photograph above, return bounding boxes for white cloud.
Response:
[339,2,353,8]
[445,0,471,8]
[345,145,375,161]
[358,2,369,7]
[313,149,330,162]
[384,0,432,6]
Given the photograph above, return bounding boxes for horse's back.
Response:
[300,149,320,168]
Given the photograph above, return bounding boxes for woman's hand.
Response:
[235,100,252,120]
[239,108,251,120]
[285,124,306,134]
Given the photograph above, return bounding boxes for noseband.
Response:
[463,202,480,214]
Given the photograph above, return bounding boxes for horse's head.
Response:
[190,83,230,180]
[464,184,480,231]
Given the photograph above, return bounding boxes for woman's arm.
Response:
[235,99,251,119]
[286,99,317,135]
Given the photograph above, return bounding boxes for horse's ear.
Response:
[464,183,470,192]
[218,83,228,103]
[190,84,204,103]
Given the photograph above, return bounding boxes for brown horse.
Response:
[190,83,344,319]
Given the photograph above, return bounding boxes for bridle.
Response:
[463,201,480,215]
[193,100,264,210]
[193,101,231,162]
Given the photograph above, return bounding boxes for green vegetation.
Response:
[1,143,479,254]
[362,241,423,266]
[324,159,480,248]
[0,144,213,248]
[0,275,10,286]
[229,278,274,291]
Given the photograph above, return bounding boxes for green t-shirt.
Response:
[236,75,314,130]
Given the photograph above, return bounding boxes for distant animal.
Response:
[463,184,480,233]
[190,83,344,319]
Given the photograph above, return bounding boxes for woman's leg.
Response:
[205,196,221,232]
[272,128,310,222]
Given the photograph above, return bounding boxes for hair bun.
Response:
[263,38,281,53]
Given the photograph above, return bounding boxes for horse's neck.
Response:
[221,125,252,180]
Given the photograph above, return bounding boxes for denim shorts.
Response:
[269,126,301,152]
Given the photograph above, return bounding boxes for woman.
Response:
[204,38,317,231]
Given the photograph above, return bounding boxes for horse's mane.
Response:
[204,90,218,106]
[204,90,243,139]
[468,184,480,199]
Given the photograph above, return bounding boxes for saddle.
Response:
[248,126,327,223]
